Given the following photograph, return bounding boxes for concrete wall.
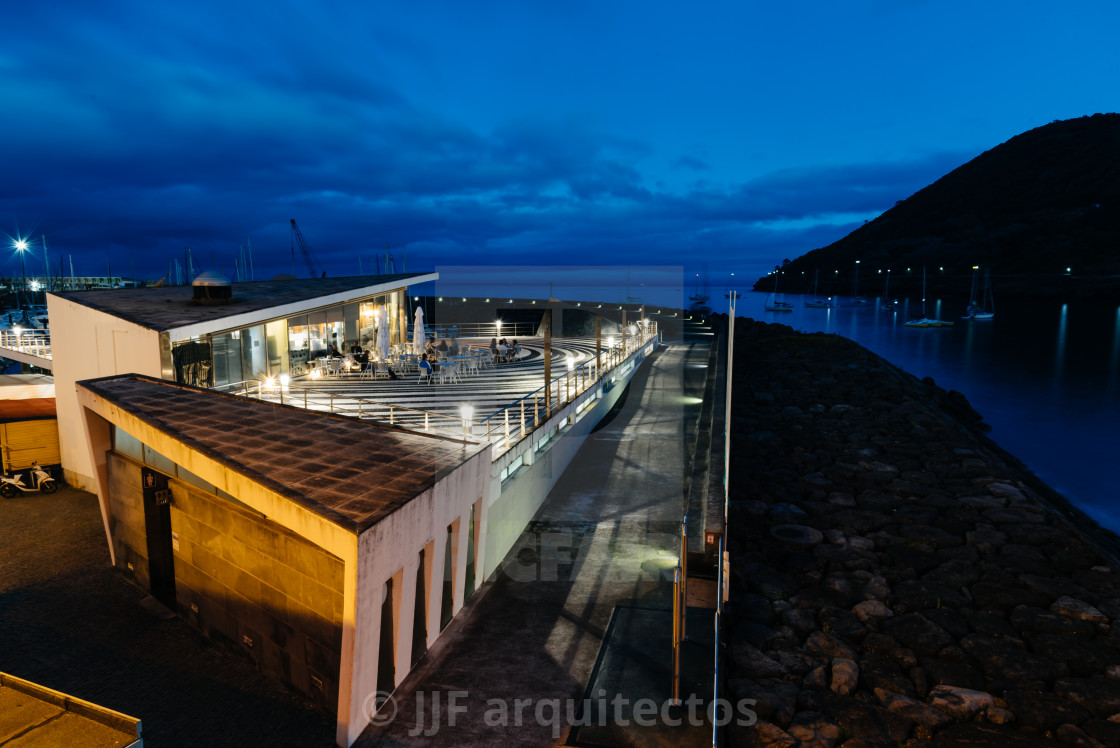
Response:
[107,452,346,710]
[47,294,163,490]
[483,339,656,579]
[348,446,492,743]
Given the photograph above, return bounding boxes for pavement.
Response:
[0,486,337,748]
[355,325,714,747]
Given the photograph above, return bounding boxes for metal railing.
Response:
[409,321,539,340]
[480,323,659,456]
[0,329,52,359]
[210,321,659,450]
[213,379,481,440]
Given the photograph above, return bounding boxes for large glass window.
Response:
[212,331,243,387]
[287,314,310,375]
[265,320,288,377]
[172,338,213,387]
[240,324,267,381]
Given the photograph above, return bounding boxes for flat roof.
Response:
[78,374,483,533]
[49,273,435,335]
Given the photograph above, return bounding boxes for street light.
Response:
[13,238,28,317]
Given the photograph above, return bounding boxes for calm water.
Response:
[731,291,1120,535]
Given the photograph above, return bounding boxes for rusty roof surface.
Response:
[49,273,431,332]
[78,375,483,533]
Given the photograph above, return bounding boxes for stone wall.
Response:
[107,453,345,710]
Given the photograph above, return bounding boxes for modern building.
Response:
[47,273,431,491]
[45,273,658,746]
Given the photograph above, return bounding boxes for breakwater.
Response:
[724,317,1120,746]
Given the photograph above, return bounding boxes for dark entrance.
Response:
[141,467,176,610]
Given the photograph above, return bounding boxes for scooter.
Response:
[0,462,58,498]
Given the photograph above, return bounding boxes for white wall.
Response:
[347,446,491,746]
[47,294,163,490]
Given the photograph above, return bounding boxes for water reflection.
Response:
[1054,303,1068,389]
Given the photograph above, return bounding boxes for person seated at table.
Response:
[496,340,508,362]
[510,339,521,358]
[425,340,436,356]
[448,337,460,356]
[349,341,362,354]
[325,343,341,358]
[436,338,449,354]
[489,337,498,358]
[355,348,369,364]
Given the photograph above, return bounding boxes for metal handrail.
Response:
[480,323,659,455]
[213,379,481,439]
[0,329,52,358]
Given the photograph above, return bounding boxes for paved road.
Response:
[356,328,711,747]
[0,487,337,748]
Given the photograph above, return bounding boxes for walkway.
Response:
[0,329,52,370]
[355,325,711,746]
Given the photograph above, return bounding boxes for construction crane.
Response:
[290,219,325,278]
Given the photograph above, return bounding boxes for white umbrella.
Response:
[412,306,426,355]
[377,306,390,359]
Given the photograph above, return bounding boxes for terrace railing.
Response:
[0,329,52,360]
[478,322,659,457]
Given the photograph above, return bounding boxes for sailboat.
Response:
[963,268,995,320]
[804,269,832,308]
[880,269,897,311]
[904,266,953,328]
[765,269,794,311]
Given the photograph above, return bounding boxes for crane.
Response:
[290,219,325,278]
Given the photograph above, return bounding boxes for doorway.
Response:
[141,467,176,611]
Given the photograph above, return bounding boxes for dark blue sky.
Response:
[2,1,1117,290]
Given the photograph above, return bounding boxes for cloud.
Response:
[673,155,710,171]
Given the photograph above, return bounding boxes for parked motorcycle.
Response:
[0,462,58,497]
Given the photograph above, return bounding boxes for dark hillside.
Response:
[754,114,1120,302]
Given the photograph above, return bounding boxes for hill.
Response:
[753,114,1120,302]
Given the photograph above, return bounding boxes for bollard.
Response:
[390,406,394,425]
[425,412,429,430]
[504,409,510,449]
[534,393,539,427]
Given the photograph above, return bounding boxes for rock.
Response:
[875,688,953,729]
[1027,633,1120,676]
[1055,677,1120,718]
[828,492,857,507]
[1004,689,1094,732]
[769,502,810,524]
[749,721,797,747]
[880,613,954,657]
[775,650,819,677]
[804,631,857,660]
[853,599,893,624]
[818,607,866,643]
[927,685,994,720]
[1010,605,1097,637]
[970,580,1052,611]
[858,460,899,474]
[987,481,1028,502]
[892,579,970,612]
[967,525,1009,553]
[1052,596,1109,626]
[730,641,788,678]
[770,523,824,548]
[804,665,829,689]
[831,658,859,695]
[987,705,1016,724]
[787,712,841,747]
[858,654,914,697]
[921,658,988,691]
[1021,574,1093,601]
[983,506,1047,525]
[1109,665,1120,681]
[1055,723,1107,747]
[782,607,818,639]
[1082,718,1120,746]
[961,632,1069,682]
[960,495,1007,510]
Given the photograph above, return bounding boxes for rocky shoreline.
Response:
[723,317,1120,747]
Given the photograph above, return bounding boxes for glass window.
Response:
[172,338,213,388]
[112,426,144,463]
[288,314,310,375]
[211,331,243,387]
[240,325,267,381]
[265,320,288,377]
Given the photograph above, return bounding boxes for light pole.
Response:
[13,238,28,319]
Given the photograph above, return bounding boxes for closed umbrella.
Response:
[377,306,390,359]
[413,306,426,355]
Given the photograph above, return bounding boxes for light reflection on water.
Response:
[729,291,1120,534]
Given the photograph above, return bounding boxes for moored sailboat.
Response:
[904,266,953,328]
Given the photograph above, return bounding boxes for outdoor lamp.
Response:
[279,373,290,389]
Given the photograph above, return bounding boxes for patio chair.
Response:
[374,361,391,380]
[418,360,433,384]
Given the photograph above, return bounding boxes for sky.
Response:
[2,1,1117,297]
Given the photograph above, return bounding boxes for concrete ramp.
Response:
[0,671,141,747]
